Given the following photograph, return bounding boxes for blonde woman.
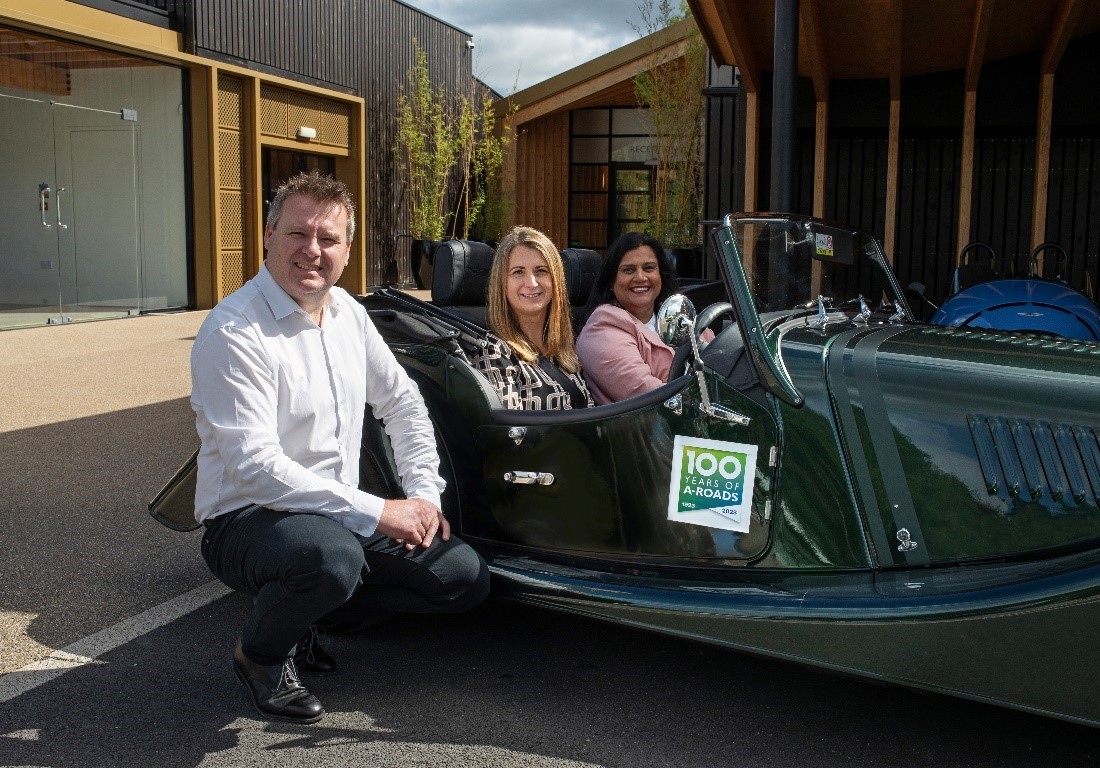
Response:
[466,226,593,410]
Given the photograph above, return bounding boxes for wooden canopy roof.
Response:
[500,18,697,125]
[687,0,1100,96]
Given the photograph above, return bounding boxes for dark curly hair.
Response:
[584,231,678,318]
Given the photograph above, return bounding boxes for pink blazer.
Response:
[576,304,675,404]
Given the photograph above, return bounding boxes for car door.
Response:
[465,372,779,564]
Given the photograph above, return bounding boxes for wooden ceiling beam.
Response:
[888,0,902,100]
[1042,0,1086,74]
[689,0,761,93]
[801,0,829,101]
[965,0,996,90]
[686,2,733,66]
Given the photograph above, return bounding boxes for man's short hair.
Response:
[266,171,357,242]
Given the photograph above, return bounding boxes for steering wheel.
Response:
[694,302,735,337]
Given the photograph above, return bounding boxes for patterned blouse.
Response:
[463,333,594,411]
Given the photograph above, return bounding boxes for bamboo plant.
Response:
[395,43,515,244]
[395,44,459,241]
[632,1,707,247]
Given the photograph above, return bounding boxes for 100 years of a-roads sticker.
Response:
[668,435,758,533]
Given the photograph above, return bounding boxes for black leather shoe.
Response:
[293,625,338,677]
[232,640,324,723]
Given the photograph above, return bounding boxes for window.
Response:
[569,107,655,251]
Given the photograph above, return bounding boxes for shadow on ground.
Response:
[0,398,207,666]
[0,594,1096,768]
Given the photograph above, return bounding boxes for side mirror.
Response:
[656,294,697,347]
[657,293,751,426]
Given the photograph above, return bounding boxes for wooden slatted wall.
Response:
[361,2,473,285]
[703,61,741,221]
[190,0,362,90]
[894,134,961,298]
[516,112,571,247]
[70,0,176,26]
[819,132,885,301]
[969,135,1036,278]
[703,33,1100,305]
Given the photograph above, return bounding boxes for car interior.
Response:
[362,237,764,436]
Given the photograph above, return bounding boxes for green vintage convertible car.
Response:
[153,213,1100,727]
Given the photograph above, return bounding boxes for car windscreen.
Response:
[729,216,902,315]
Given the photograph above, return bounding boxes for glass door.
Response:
[610,164,653,242]
[0,91,61,326]
[0,92,139,328]
[52,100,140,323]
[0,26,188,331]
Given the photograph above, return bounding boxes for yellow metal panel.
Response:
[259,83,352,149]
[219,191,244,250]
[218,129,243,188]
[219,250,245,296]
[217,76,244,129]
[259,84,288,137]
[320,103,351,149]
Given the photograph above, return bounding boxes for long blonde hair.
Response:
[487,226,581,373]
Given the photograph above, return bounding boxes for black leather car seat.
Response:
[431,240,600,330]
[430,239,495,327]
[560,247,600,327]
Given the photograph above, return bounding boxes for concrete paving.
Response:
[0,311,209,674]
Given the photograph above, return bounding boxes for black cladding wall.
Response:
[704,33,1100,303]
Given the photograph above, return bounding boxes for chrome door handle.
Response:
[700,402,752,425]
[55,187,68,229]
[503,471,555,486]
[39,184,52,228]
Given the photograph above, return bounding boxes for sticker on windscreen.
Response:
[815,232,834,257]
[668,436,758,533]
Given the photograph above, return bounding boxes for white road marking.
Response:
[1,729,39,741]
[0,580,232,704]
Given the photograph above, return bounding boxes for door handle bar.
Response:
[503,471,555,486]
[39,184,51,228]
[55,187,68,229]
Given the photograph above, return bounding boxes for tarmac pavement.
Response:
[1,311,1098,766]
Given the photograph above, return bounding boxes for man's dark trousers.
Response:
[202,505,490,664]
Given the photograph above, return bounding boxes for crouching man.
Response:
[190,171,489,723]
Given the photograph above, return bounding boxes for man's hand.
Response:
[376,498,451,550]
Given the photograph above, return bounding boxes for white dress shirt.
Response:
[190,264,444,535]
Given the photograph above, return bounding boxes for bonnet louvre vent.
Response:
[923,327,1100,354]
[968,415,1100,508]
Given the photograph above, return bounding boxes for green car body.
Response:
[361,214,1100,727]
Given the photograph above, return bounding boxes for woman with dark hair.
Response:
[577,231,701,404]
[463,225,593,410]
